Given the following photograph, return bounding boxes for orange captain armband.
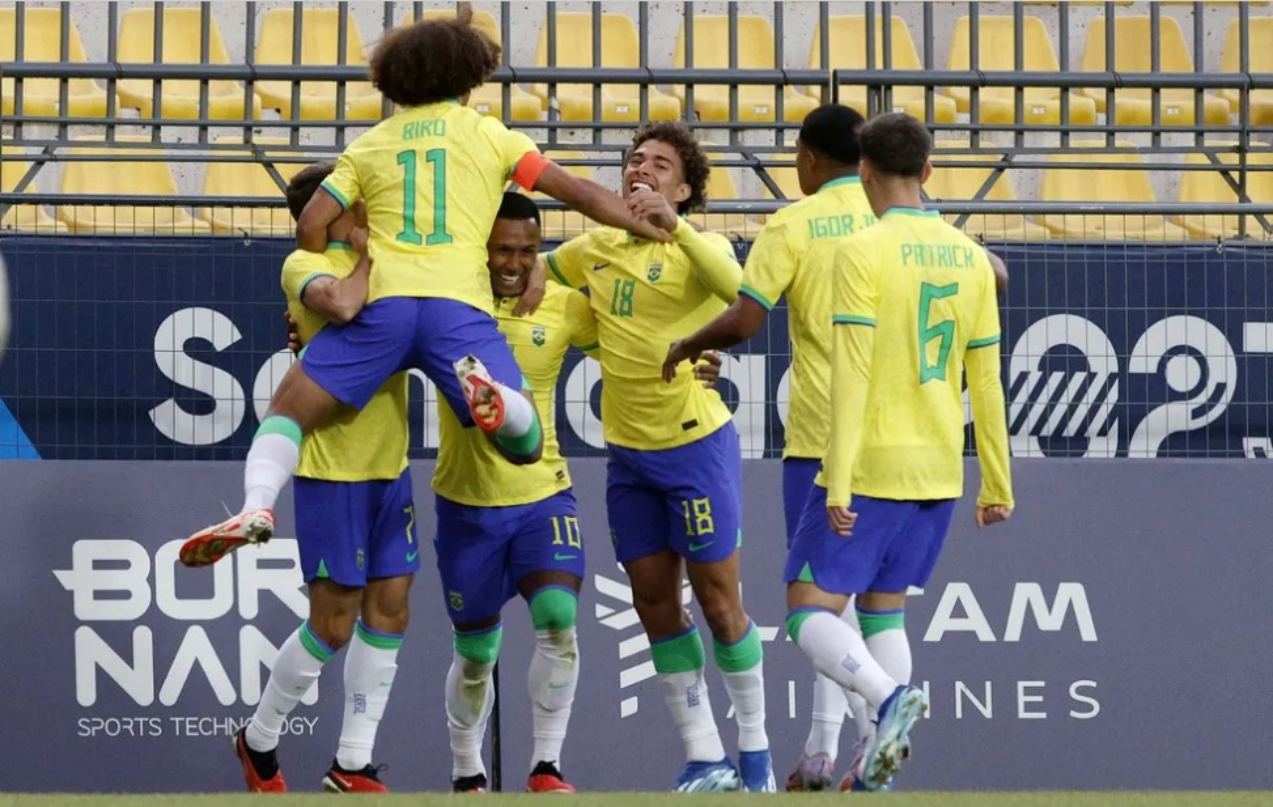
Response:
[511,151,551,191]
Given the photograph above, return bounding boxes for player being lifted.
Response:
[231,164,415,794]
[783,112,1015,791]
[179,15,671,567]
[662,104,879,792]
[438,193,723,794]
[541,123,773,793]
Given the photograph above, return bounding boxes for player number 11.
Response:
[395,148,454,247]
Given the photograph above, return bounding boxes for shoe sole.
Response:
[863,688,926,790]
[676,770,741,793]
[453,355,506,433]
[321,775,341,793]
[180,514,273,567]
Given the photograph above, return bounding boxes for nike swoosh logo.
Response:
[592,262,610,271]
[406,550,419,562]
[553,552,578,561]
[688,540,714,552]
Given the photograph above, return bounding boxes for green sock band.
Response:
[785,608,826,644]
[650,626,706,674]
[495,413,542,457]
[857,608,905,639]
[298,620,335,664]
[713,621,763,673]
[255,415,302,447]
[354,620,404,650]
[453,625,503,665]
[529,586,578,631]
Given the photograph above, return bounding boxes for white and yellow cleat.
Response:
[453,354,506,434]
[179,508,274,568]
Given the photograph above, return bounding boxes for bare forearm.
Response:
[681,298,765,354]
[308,257,370,325]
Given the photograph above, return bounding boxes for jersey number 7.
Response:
[395,148,454,247]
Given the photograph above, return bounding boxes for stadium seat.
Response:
[532,13,679,122]
[1039,141,1189,240]
[944,16,1096,126]
[760,166,803,201]
[533,151,602,239]
[196,137,308,236]
[56,137,212,235]
[1078,16,1229,127]
[422,9,542,121]
[1220,18,1273,126]
[926,143,1049,240]
[116,8,261,120]
[672,15,819,123]
[693,149,756,237]
[0,151,66,234]
[1173,146,1273,239]
[810,16,957,124]
[0,8,107,118]
[254,8,384,121]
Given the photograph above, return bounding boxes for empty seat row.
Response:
[3,9,1270,125]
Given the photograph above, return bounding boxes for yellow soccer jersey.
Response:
[547,224,738,450]
[740,176,876,459]
[819,207,1013,508]
[432,284,599,507]
[320,100,543,314]
[281,243,409,481]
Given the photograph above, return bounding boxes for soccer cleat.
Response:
[859,685,926,791]
[785,752,833,792]
[673,758,741,792]
[526,760,575,793]
[180,508,275,567]
[322,760,388,793]
[453,354,506,434]
[231,728,287,793]
[452,772,489,793]
[738,749,776,793]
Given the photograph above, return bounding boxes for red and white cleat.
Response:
[527,760,576,793]
[180,508,274,567]
[232,728,287,793]
[322,761,389,793]
[453,354,506,434]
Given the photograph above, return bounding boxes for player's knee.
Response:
[632,590,686,635]
[308,612,356,651]
[362,594,411,635]
[698,591,747,640]
[529,587,578,632]
[453,623,503,666]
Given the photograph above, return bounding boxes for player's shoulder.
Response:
[541,282,584,311]
[765,193,820,228]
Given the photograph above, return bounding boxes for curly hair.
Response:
[285,162,336,222]
[629,122,711,214]
[369,18,501,107]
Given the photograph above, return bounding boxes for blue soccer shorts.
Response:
[782,457,821,548]
[433,489,585,626]
[302,296,522,427]
[606,422,743,566]
[294,469,420,587]
[784,485,956,595]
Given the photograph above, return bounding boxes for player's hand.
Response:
[975,504,1013,529]
[628,188,680,234]
[283,310,301,356]
[663,338,702,382]
[349,226,370,257]
[693,350,723,388]
[514,259,548,316]
[827,505,858,537]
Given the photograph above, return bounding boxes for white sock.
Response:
[713,622,768,753]
[246,621,331,752]
[791,610,897,708]
[336,621,402,771]
[528,627,579,767]
[660,669,728,763]
[494,384,536,438]
[860,608,911,729]
[805,672,847,759]
[445,648,495,778]
[242,420,300,511]
[841,604,874,746]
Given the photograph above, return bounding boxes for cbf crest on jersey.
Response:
[532,325,546,346]
[647,263,662,282]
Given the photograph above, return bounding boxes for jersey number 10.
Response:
[395,148,454,246]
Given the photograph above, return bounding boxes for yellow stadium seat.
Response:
[1173,146,1273,239]
[253,8,384,121]
[761,166,803,201]
[810,16,957,124]
[196,137,308,236]
[1039,141,1189,240]
[0,151,66,233]
[533,151,603,239]
[945,16,1096,126]
[926,143,1049,240]
[1079,16,1229,127]
[672,16,819,123]
[56,137,211,235]
[0,8,106,118]
[116,8,260,120]
[421,9,542,121]
[532,13,679,122]
[1220,19,1273,126]
[687,150,756,237]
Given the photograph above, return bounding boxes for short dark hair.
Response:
[799,104,865,166]
[630,122,710,214]
[369,18,500,107]
[496,191,541,227]
[285,162,336,222]
[858,112,932,179]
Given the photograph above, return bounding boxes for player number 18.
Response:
[681,497,715,536]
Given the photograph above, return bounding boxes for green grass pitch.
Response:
[2,794,1269,807]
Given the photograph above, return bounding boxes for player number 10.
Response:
[395,148,454,247]
[550,515,583,548]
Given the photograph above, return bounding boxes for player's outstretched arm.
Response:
[534,162,672,243]
[301,256,371,326]
[672,219,743,303]
[662,297,767,382]
[296,189,345,254]
[966,279,1015,528]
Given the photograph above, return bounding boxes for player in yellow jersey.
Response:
[231,165,413,795]
[179,16,671,567]
[783,113,1015,792]
[543,123,773,793]
[661,104,880,791]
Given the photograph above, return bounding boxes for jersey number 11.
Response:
[395,148,454,246]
